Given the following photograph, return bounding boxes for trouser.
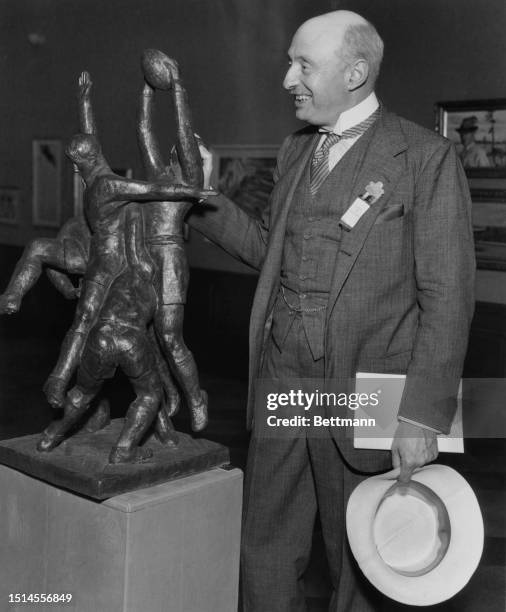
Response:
[241,307,383,611]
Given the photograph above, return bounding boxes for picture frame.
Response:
[73,166,133,217]
[210,145,279,220]
[470,186,506,271]
[32,139,62,227]
[435,99,506,178]
[0,187,20,225]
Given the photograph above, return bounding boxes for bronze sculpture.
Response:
[44,70,211,413]
[38,206,178,463]
[0,52,214,463]
[137,50,208,433]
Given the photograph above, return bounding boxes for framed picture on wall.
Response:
[210,145,279,220]
[435,99,506,178]
[0,187,20,225]
[470,186,506,271]
[32,139,62,227]
[72,166,133,217]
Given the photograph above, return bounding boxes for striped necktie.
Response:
[310,108,380,196]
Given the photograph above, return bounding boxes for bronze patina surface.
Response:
[0,51,216,468]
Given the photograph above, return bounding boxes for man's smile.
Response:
[293,93,312,107]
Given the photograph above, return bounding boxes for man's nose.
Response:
[283,64,299,90]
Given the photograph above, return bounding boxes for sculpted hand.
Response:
[164,56,180,82]
[78,71,92,98]
[391,421,438,484]
[142,80,155,96]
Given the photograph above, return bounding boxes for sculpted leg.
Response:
[44,280,108,408]
[37,384,98,452]
[81,397,111,433]
[155,304,208,432]
[109,363,162,464]
[148,324,182,418]
[0,238,68,314]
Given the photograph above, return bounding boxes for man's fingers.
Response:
[391,446,400,469]
[398,460,415,484]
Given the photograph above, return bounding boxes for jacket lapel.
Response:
[326,111,408,324]
[251,131,317,324]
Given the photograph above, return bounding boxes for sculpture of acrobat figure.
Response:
[137,51,208,431]
[38,206,177,463]
[43,71,213,409]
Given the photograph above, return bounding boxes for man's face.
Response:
[283,24,350,129]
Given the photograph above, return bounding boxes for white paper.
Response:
[354,373,464,453]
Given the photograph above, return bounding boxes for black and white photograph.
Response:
[211,146,278,220]
[436,99,506,176]
[0,1,504,611]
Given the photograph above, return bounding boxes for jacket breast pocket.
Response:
[374,204,404,225]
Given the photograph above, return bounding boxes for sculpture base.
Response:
[0,419,229,499]
[0,464,242,611]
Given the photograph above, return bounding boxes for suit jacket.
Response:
[189,109,475,468]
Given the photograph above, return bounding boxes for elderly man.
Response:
[192,10,474,611]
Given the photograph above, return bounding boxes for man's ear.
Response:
[346,59,369,91]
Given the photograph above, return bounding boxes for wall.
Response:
[0,0,328,249]
[1,0,506,296]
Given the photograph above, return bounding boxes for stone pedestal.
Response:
[0,465,242,612]
[0,420,230,499]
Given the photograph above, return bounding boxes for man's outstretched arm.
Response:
[186,136,293,271]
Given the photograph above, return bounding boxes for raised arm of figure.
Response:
[78,71,98,136]
[102,176,214,205]
[168,59,203,187]
[137,82,165,179]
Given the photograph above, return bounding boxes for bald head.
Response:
[298,11,384,86]
[283,10,383,127]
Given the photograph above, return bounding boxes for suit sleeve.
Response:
[187,136,293,271]
[397,141,475,434]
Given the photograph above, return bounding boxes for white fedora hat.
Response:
[346,465,484,606]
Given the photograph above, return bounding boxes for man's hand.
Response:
[78,71,92,98]
[197,138,213,189]
[391,421,438,484]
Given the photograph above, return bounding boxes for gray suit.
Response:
[189,108,475,609]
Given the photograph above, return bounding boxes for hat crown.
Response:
[457,115,479,132]
[373,481,450,576]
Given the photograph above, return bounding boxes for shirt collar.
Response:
[319,92,379,135]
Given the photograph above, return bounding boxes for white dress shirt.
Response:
[316,92,380,172]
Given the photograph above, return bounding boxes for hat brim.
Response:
[346,465,484,606]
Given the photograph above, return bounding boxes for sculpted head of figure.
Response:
[283,10,383,129]
[66,133,103,171]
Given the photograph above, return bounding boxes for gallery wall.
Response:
[1,0,505,297]
[0,0,327,246]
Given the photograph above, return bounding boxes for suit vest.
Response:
[278,124,378,360]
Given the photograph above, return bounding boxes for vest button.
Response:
[303,232,311,239]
